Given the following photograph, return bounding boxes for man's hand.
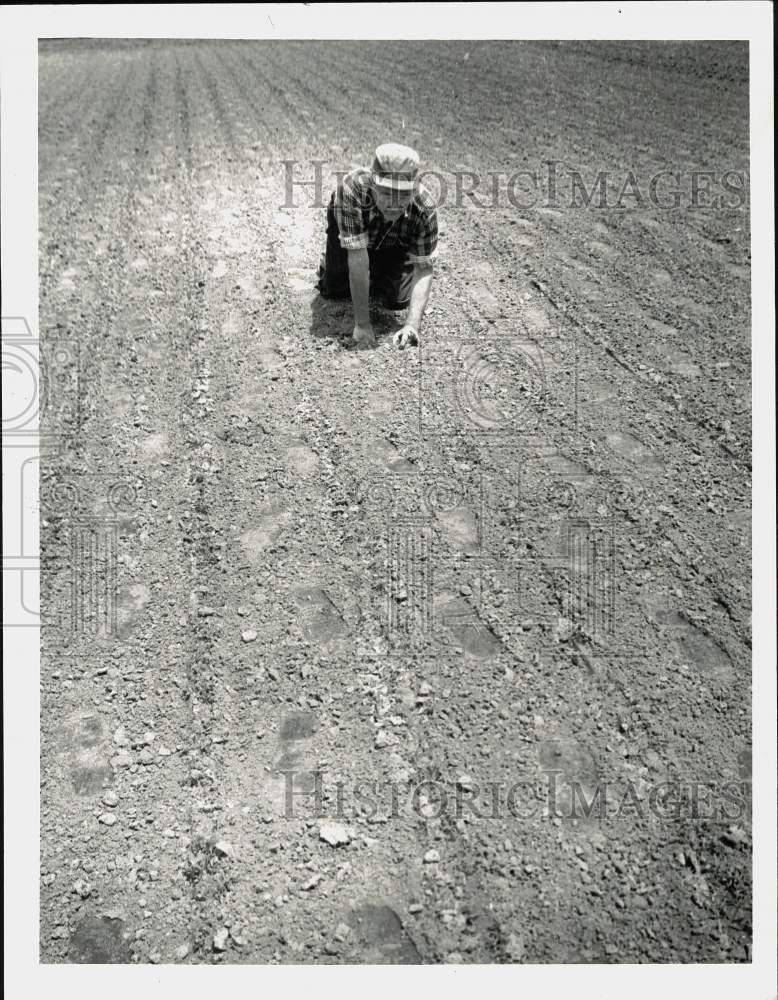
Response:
[393,324,419,350]
[352,322,376,348]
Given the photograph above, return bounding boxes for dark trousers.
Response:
[316,196,414,308]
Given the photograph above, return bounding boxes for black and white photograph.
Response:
[2,3,775,994]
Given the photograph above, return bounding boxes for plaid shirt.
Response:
[333,168,438,265]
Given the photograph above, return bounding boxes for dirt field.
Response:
[39,40,751,964]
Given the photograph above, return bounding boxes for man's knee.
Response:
[317,272,350,299]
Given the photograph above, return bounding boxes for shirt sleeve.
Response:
[334,172,370,250]
[406,204,439,265]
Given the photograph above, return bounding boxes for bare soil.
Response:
[39,40,751,964]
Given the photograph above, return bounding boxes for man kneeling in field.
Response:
[316,142,438,349]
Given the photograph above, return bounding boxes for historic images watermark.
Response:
[370,468,520,638]
[279,769,751,824]
[43,474,139,635]
[2,314,139,635]
[370,453,624,652]
[414,332,576,440]
[2,317,80,626]
[280,159,749,212]
[386,521,434,634]
[515,463,623,644]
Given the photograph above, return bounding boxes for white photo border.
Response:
[2,4,774,999]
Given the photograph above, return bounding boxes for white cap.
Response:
[372,142,420,190]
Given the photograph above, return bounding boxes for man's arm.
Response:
[395,262,433,347]
[347,248,371,325]
[347,248,374,344]
[406,262,433,331]
[333,171,374,345]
